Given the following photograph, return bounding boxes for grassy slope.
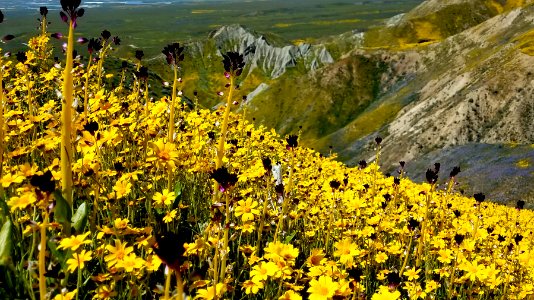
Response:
[246,55,388,144]
[363,0,531,48]
[398,143,534,204]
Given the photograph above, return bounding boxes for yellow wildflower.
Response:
[234,198,260,222]
[66,250,93,273]
[307,275,337,300]
[58,232,92,251]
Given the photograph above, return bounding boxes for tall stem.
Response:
[216,77,234,169]
[83,54,93,116]
[175,271,184,300]
[61,21,75,208]
[167,67,178,189]
[164,266,172,300]
[257,178,271,249]
[211,77,234,204]
[167,66,178,143]
[274,152,295,241]
[41,16,47,36]
[26,70,33,117]
[39,211,49,300]
[219,194,230,282]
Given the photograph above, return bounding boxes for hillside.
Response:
[138,0,534,203]
[243,0,534,203]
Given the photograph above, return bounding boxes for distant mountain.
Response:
[154,24,334,109]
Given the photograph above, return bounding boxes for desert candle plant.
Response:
[162,42,184,187]
[39,7,49,35]
[215,52,245,169]
[59,0,85,207]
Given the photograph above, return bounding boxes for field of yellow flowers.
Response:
[1,2,534,300]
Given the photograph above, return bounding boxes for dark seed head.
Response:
[83,121,99,135]
[262,157,272,172]
[40,7,48,17]
[162,42,185,66]
[135,49,144,61]
[454,234,465,245]
[210,167,238,192]
[449,166,461,177]
[329,180,341,190]
[425,169,438,184]
[30,170,55,194]
[286,135,298,149]
[16,51,27,63]
[473,193,485,203]
[112,36,121,45]
[101,29,111,40]
[407,218,420,231]
[135,66,149,81]
[222,51,245,76]
[87,38,102,55]
[114,162,125,172]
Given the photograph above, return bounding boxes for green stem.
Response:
[274,151,295,241]
[167,66,178,143]
[39,211,49,300]
[447,253,458,297]
[26,70,33,117]
[215,77,234,169]
[167,67,178,189]
[219,194,231,282]
[400,235,413,272]
[96,45,109,87]
[257,178,271,249]
[83,54,93,116]
[211,77,235,205]
[76,262,82,300]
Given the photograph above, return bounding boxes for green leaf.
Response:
[173,181,183,209]
[71,202,88,233]
[284,231,296,244]
[47,239,67,270]
[53,190,72,225]
[0,220,13,267]
[174,181,183,198]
